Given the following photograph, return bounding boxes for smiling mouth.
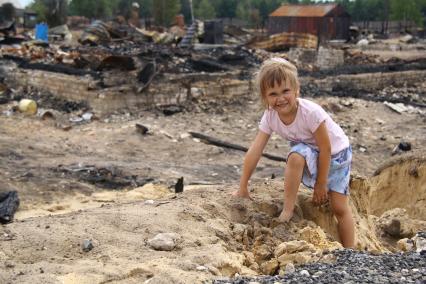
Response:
[275,103,288,107]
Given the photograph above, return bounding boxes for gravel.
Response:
[213,249,426,284]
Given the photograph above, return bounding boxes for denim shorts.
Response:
[287,143,352,195]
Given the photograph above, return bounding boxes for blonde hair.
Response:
[255,57,300,109]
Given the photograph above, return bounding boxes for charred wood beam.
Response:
[164,71,241,84]
[21,62,100,78]
[300,59,426,78]
[189,131,286,162]
[0,191,19,224]
[0,37,26,45]
[1,55,100,78]
[97,55,137,71]
[307,86,426,109]
[137,62,157,93]
[189,58,232,72]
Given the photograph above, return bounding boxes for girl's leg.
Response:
[329,191,355,248]
[279,152,305,222]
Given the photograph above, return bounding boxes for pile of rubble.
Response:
[344,49,383,65]
[0,32,261,97]
[215,249,426,284]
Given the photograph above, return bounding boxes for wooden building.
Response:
[268,4,351,41]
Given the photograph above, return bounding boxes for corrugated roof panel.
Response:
[270,4,337,17]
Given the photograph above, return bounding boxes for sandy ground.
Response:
[0,163,424,283]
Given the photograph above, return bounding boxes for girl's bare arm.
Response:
[237,131,270,196]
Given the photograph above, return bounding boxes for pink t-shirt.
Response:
[259,98,349,155]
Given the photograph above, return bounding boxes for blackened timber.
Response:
[21,62,100,78]
[0,191,19,224]
[1,56,99,78]
[175,177,184,193]
[189,132,286,162]
[305,84,426,109]
[189,58,232,72]
[299,58,426,78]
[98,55,137,71]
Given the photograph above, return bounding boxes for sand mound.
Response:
[370,152,426,220]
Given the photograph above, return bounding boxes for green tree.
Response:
[28,0,48,22]
[250,7,261,28]
[236,0,282,28]
[117,0,133,18]
[194,0,216,20]
[68,0,116,19]
[115,0,152,18]
[259,0,283,27]
[390,0,426,27]
[214,0,237,19]
[152,0,181,26]
[0,3,16,21]
[139,0,153,18]
[236,1,250,22]
[180,0,192,23]
[29,0,67,26]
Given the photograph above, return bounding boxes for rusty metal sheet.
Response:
[249,32,318,51]
[268,17,321,37]
[270,4,337,17]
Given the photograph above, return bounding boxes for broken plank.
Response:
[189,131,286,162]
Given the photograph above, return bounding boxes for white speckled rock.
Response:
[147,233,180,251]
[397,238,414,252]
[413,233,426,253]
[285,263,295,274]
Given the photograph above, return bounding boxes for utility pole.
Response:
[178,0,196,48]
[189,0,194,24]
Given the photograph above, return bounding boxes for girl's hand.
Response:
[231,190,253,200]
[313,183,328,205]
[278,210,293,222]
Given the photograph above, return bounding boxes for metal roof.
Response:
[270,4,338,17]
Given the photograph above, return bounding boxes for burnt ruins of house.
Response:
[0,20,425,117]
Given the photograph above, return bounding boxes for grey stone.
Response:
[413,234,426,253]
[147,233,180,251]
[284,263,295,274]
[82,239,94,252]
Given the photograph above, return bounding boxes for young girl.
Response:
[232,58,355,248]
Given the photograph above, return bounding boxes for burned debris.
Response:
[0,30,262,117]
[53,164,153,190]
[1,11,423,119]
[0,84,88,113]
[135,122,149,135]
[189,131,286,162]
[0,191,19,224]
[174,177,184,193]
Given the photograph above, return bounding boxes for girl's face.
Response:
[264,81,298,117]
